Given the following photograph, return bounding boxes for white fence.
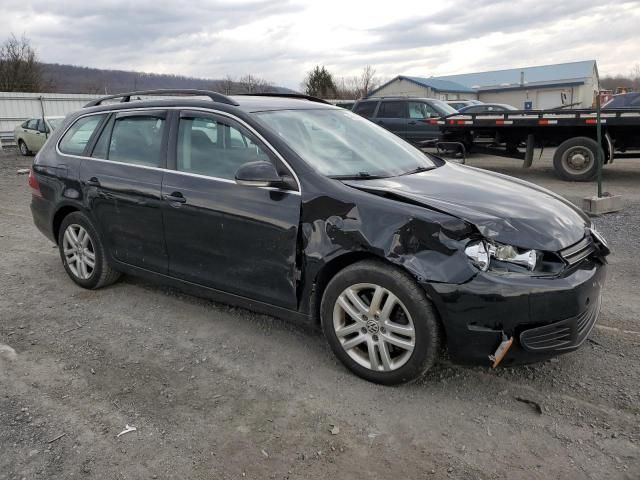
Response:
[0,92,101,147]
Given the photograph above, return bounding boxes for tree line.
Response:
[0,34,284,95]
[600,65,640,92]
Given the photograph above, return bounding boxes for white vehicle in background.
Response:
[14,116,64,155]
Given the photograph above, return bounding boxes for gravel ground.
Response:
[1,147,638,480]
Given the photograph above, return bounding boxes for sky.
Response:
[1,0,639,89]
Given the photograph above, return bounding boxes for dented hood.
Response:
[344,162,589,252]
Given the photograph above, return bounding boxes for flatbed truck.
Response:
[434,108,640,181]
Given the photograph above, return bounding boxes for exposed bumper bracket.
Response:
[489,334,513,368]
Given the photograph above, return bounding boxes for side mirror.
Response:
[235,161,285,188]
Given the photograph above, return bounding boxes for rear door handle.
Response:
[87,177,100,187]
[408,121,417,125]
[163,192,186,203]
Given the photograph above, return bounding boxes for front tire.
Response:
[57,212,120,289]
[321,260,441,385]
[18,140,30,156]
[553,137,601,181]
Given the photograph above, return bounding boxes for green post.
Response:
[596,94,603,198]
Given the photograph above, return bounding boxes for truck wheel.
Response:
[553,137,602,181]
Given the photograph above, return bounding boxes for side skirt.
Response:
[111,261,313,326]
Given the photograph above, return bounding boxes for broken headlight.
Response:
[465,240,539,273]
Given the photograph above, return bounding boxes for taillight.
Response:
[28,168,42,197]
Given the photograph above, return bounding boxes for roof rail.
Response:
[84,89,240,107]
[236,93,330,104]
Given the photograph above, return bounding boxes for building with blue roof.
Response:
[367,60,599,109]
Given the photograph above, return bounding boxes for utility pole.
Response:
[595,94,602,198]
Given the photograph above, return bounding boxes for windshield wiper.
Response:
[398,166,435,176]
[329,172,388,180]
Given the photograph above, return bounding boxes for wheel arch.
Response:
[309,251,384,326]
[52,204,81,244]
[308,252,445,331]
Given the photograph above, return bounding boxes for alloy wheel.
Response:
[19,141,28,155]
[62,224,96,280]
[332,283,415,372]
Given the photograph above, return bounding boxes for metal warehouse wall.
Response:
[0,92,100,144]
[477,83,594,110]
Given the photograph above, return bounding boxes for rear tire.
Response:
[553,137,601,181]
[57,212,120,289]
[321,260,441,385]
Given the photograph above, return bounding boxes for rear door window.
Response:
[59,114,107,156]
[107,114,166,167]
[378,101,407,118]
[353,101,378,118]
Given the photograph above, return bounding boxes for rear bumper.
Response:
[425,259,607,366]
[30,195,56,243]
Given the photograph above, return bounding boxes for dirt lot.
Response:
[1,147,638,480]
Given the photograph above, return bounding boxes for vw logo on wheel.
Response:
[366,319,380,334]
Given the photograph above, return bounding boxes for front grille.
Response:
[520,296,601,352]
[559,236,596,266]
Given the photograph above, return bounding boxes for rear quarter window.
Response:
[353,101,378,118]
[59,115,107,156]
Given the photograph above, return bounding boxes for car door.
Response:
[76,110,169,273]
[375,100,408,139]
[161,110,301,309]
[33,119,48,151]
[22,119,41,151]
[405,101,440,143]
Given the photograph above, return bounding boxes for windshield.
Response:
[429,99,459,116]
[254,109,436,178]
[47,118,63,130]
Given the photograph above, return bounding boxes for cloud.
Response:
[0,0,638,88]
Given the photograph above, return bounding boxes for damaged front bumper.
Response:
[424,258,607,367]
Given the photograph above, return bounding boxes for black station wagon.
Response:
[29,90,609,385]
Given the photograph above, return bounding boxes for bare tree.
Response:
[631,64,640,91]
[238,74,273,94]
[334,66,380,99]
[357,65,378,98]
[0,34,45,92]
[220,75,236,95]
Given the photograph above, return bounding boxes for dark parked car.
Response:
[352,97,458,144]
[603,92,640,109]
[458,103,518,113]
[446,100,483,111]
[29,89,609,385]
